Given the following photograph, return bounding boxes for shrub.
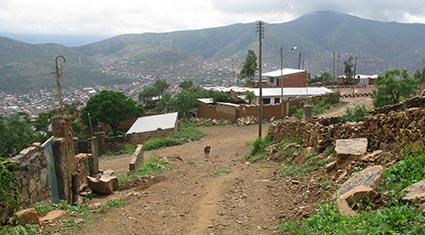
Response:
[338,104,370,122]
[244,136,273,162]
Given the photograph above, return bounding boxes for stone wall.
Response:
[269,105,425,152]
[129,145,144,174]
[75,153,92,186]
[11,143,49,208]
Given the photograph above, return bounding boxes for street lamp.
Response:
[280,46,297,117]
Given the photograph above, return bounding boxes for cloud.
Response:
[0,0,424,36]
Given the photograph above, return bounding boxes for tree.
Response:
[156,92,172,113]
[82,90,144,132]
[138,86,160,104]
[0,113,36,157]
[172,90,196,119]
[244,91,255,104]
[240,49,257,85]
[179,80,194,90]
[344,56,354,79]
[153,79,169,95]
[373,69,420,108]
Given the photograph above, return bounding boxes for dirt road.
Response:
[74,124,321,235]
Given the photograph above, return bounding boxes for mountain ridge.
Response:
[1,11,425,93]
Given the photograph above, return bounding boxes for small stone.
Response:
[14,208,39,225]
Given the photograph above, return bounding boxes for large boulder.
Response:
[335,138,368,167]
[335,165,383,199]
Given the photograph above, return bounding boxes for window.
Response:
[274,98,280,104]
[263,98,271,104]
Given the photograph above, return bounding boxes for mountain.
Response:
[1,11,425,94]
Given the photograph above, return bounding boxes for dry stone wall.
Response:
[11,143,50,209]
[269,97,425,152]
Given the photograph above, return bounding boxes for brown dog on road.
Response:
[204,145,211,157]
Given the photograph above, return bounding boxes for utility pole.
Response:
[298,52,302,69]
[352,57,357,96]
[280,47,284,117]
[55,55,66,114]
[257,21,264,138]
[332,52,336,83]
[337,53,341,92]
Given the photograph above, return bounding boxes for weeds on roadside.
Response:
[212,165,231,175]
[244,135,273,162]
[119,156,172,185]
[102,144,136,157]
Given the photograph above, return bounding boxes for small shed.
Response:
[126,112,178,144]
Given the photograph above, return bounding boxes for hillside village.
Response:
[1,9,425,235]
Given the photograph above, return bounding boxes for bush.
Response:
[338,104,370,122]
[176,122,205,141]
[143,137,181,151]
[244,136,274,162]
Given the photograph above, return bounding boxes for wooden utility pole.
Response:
[280,47,284,117]
[332,52,336,83]
[337,53,341,92]
[352,57,357,96]
[55,55,66,114]
[257,21,264,138]
[298,52,302,69]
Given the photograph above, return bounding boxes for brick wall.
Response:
[282,72,307,87]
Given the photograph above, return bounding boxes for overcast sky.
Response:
[1,0,425,36]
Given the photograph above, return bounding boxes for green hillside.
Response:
[2,11,425,93]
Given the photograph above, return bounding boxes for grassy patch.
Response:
[244,135,274,162]
[381,139,425,205]
[95,199,129,214]
[102,144,136,157]
[143,137,181,151]
[143,122,205,151]
[277,204,425,235]
[212,165,231,175]
[119,156,172,185]
[34,201,54,214]
[186,159,206,169]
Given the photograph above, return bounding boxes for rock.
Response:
[325,161,337,172]
[402,180,425,202]
[103,169,115,176]
[335,165,383,199]
[340,185,377,204]
[87,174,118,194]
[360,150,383,162]
[304,147,314,156]
[335,198,357,216]
[335,138,368,167]
[39,210,67,223]
[14,208,39,225]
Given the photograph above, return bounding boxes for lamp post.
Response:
[280,46,297,118]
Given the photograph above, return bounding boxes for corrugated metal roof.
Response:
[203,86,334,97]
[262,68,306,78]
[126,112,178,135]
[251,87,334,97]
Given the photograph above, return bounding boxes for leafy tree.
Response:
[33,110,54,141]
[156,92,172,113]
[172,91,196,119]
[240,49,257,85]
[308,71,333,84]
[244,91,256,104]
[82,90,144,132]
[153,79,169,95]
[179,80,194,90]
[210,90,230,103]
[0,113,36,157]
[344,56,354,79]
[373,69,420,108]
[138,86,160,104]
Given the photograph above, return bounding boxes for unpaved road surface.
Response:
[74,124,321,235]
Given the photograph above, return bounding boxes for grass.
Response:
[277,204,425,235]
[244,135,274,162]
[186,159,206,169]
[277,139,425,234]
[119,156,172,185]
[95,199,129,214]
[102,144,136,157]
[212,165,231,175]
[143,122,205,151]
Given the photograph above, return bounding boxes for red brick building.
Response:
[262,68,308,87]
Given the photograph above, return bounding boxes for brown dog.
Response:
[204,145,211,157]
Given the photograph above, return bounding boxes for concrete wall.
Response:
[129,128,176,145]
[197,102,238,122]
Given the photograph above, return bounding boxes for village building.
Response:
[126,112,178,144]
